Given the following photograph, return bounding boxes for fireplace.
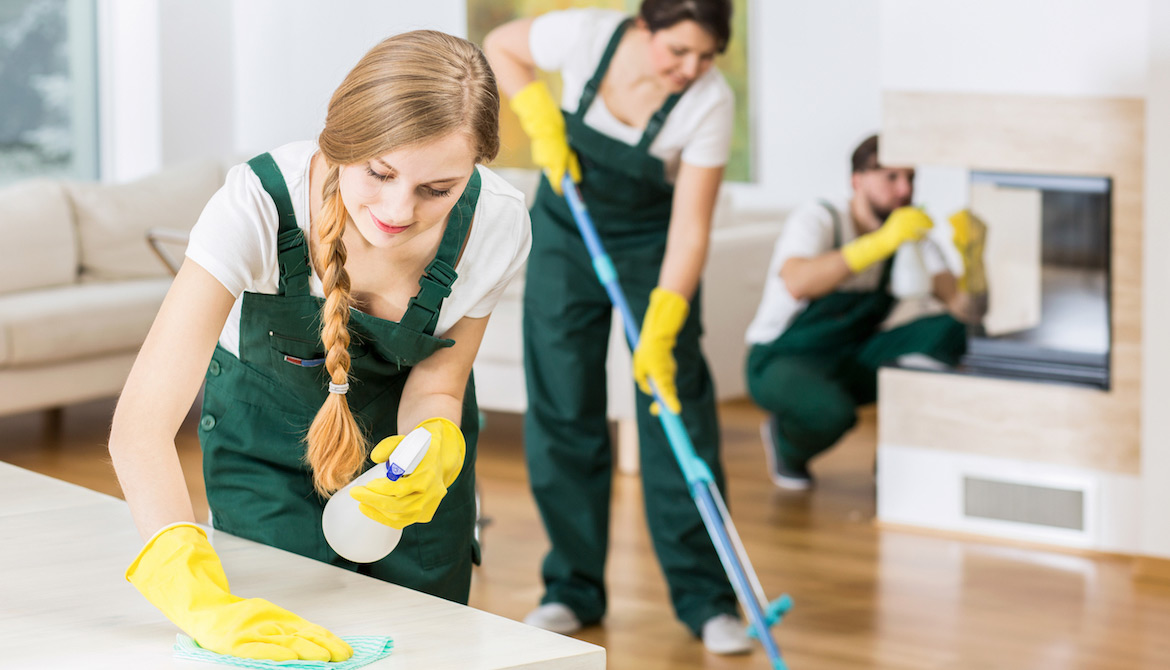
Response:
[961,171,1112,389]
[877,91,1142,552]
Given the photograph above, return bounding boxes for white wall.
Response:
[158,0,234,166]
[880,0,1148,98]
[727,0,881,212]
[101,0,471,179]
[1142,1,1170,560]
[97,0,161,182]
[229,1,468,156]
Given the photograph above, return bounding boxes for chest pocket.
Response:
[267,330,369,401]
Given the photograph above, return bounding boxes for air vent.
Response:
[963,476,1084,531]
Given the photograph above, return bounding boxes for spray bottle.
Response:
[321,427,431,563]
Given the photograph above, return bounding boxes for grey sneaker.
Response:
[760,417,813,490]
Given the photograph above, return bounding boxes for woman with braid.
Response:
[107,31,530,662]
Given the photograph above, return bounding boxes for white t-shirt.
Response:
[186,141,532,357]
[529,8,735,180]
[744,200,956,345]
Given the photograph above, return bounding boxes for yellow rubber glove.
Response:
[949,209,988,294]
[126,524,352,662]
[510,80,581,195]
[350,417,466,530]
[632,288,689,415]
[840,206,934,273]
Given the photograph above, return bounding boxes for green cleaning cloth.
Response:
[173,635,393,669]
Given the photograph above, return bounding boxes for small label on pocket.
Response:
[283,355,326,367]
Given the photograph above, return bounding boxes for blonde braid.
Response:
[304,29,502,495]
[305,164,367,496]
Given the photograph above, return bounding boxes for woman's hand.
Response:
[127,524,352,661]
[349,418,466,529]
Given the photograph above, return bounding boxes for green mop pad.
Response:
[173,635,393,669]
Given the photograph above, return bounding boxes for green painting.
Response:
[468,0,752,182]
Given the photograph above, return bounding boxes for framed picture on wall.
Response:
[467,0,752,182]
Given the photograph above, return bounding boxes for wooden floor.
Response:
[3,398,1170,669]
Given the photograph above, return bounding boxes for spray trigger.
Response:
[382,427,432,482]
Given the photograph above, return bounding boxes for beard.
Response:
[867,193,908,225]
[873,207,894,223]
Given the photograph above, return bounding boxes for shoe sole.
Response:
[759,421,813,491]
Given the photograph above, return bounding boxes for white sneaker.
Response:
[760,419,813,490]
[895,353,950,371]
[701,613,752,655]
[524,602,582,634]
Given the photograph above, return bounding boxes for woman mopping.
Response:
[485,0,749,654]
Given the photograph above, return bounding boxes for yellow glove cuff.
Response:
[839,233,892,273]
[509,80,564,140]
[126,523,211,583]
[642,288,689,342]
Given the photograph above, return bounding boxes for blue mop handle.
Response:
[561,178,713,486]
[561,176,789,669]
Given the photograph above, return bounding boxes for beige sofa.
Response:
[474,169,784,470]
[0,161,225,417]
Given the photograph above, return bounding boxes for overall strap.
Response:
[399,169,482,335]
[818,199,843,249]
[247,153,311,297]
[577,18,632,118]
[820,199,895,292]
[636,92,682,152]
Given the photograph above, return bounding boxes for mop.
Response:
[561,176,793,669]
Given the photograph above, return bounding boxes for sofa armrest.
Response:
[701,220,784,400]
[146,228,190,277]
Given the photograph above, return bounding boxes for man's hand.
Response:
[840,206,933,273]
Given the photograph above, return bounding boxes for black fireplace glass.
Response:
[960,171,1111,390]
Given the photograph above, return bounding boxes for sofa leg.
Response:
[616,418,640,476]
[43,407,64,443]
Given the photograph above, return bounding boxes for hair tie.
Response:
[328,382,350,395]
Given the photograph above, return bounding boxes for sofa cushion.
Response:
[0,279,171,367]
[0,179,78,295]
[68,160,224,280]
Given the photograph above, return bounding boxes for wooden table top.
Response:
[0,462,604,669]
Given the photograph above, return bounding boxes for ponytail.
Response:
[305,164,367,496]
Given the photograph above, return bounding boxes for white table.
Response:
[0,462,605,669]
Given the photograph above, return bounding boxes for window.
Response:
[0,0,98,186]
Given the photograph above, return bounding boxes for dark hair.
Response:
[851,134,880,174]
[639,0,732,53]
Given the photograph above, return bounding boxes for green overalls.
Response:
[198,153,481,603]
[522,19,737,635]
[746,202,966,469]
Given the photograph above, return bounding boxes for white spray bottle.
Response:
[321,427,432,563]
